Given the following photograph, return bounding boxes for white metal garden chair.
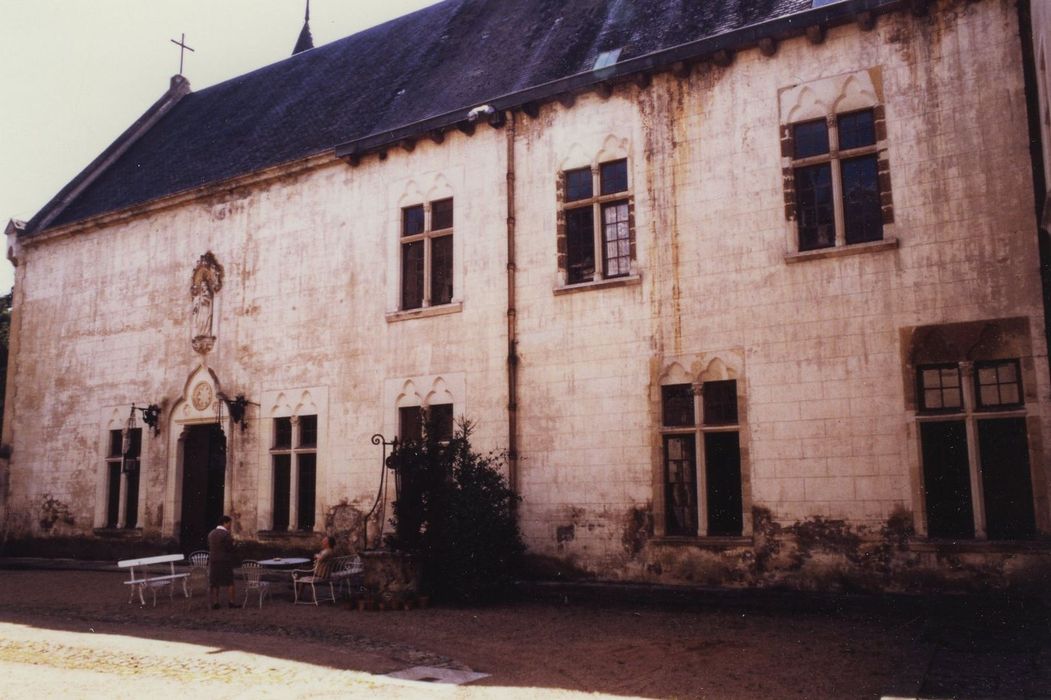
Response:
[240,560,271,608]
[188,550,209,595]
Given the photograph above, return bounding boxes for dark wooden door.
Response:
[179,424,226,552]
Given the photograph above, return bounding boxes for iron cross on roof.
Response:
[170,33,195,75]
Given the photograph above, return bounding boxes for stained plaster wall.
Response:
[3,0,1048,589]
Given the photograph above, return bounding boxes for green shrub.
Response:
[386,417,524,603]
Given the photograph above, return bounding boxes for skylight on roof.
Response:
[811,0,845,6]
[594,49,622,72]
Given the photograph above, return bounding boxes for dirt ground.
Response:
[0,567,1047,699]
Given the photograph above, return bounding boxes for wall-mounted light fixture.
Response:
[217,392,257,432]
[130,403,162,436]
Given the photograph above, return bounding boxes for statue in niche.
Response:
[190,251,224,354]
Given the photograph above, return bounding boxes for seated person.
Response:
[313,535,335,579]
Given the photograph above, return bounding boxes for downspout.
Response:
[505,111,519,493]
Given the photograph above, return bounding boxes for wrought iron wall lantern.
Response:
[129,403,162,437]
[217,392,257,432]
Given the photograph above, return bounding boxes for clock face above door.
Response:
[191,382,214,411]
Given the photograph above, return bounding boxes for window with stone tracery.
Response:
[271,414,317,532]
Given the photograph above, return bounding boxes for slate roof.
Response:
[31,0,825,233]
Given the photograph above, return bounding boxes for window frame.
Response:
[400,198,454,311]
[658,379,745,538]
[270,414,319,532]
[788,108,884,252]
[558,158,636,287]
[103,426,142,530]
[913,359,1034,540]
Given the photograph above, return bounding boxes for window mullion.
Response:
[693,384,708,537]
[829,118,846,248]
[591,168,604,280]
[289,421,300,530]
[960,362,988,539]
[117,468,128,529]
[422,234,432,307]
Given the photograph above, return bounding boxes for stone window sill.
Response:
[906,537,1051,554]
[554,273,642,296]
[650,535,752,549]
[93,527,143,539]
[784,237,898,264]
[257,529,318,540]
[385,301,463,323]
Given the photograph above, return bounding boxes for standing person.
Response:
[207,515,236,609]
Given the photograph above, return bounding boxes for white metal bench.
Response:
[118,554,191,607]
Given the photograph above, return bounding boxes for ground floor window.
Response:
[660,380,743,537]
[105,427,141,529]
[917,360,1035,539]
[271,415,318,532]
[398,403,454,443]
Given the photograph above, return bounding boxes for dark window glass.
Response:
[125,428,142,459]
[661,384,694,427]
[795,163,834,250]
[703,380,738,425]
[664,435,698,536]
[565,167,593,202]
[793,119,829,159]
[109,429,123,458]
[842,155,883,244]
[978,417,1035,539]
[427,404,454,442]
[918,365,962,412]
[402,205,425,236]
[705,431,743,536]
[975,360,1023,409]
[920,420,974,538]
[399,406,423,443]
[106,461,121,528]
[565,207,595,284]
[124,468,140,529]
[838,109,876,150]
[431,198,454,230]
[600,159,628,195]
[298,415,317,447]
[401,240,424,309]
[431,234,453,305]
[602,202,631,277]
[273,417,292,449]
[272,454,291,531]
[297,453,317,531]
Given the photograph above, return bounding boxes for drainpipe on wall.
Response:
[505,111,519,494]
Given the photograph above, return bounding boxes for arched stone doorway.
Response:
[163,365,235,551]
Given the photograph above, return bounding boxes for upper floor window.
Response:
[791,109,883,251]
[559,159,634,285]
[401,198,453,310]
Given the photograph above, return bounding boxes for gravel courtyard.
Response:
[0,567,1047,698]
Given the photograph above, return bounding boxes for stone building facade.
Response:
[3,0,1050,591]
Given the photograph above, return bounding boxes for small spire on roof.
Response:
[292,0,314,55]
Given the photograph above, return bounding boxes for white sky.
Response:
[0,0,440,295]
